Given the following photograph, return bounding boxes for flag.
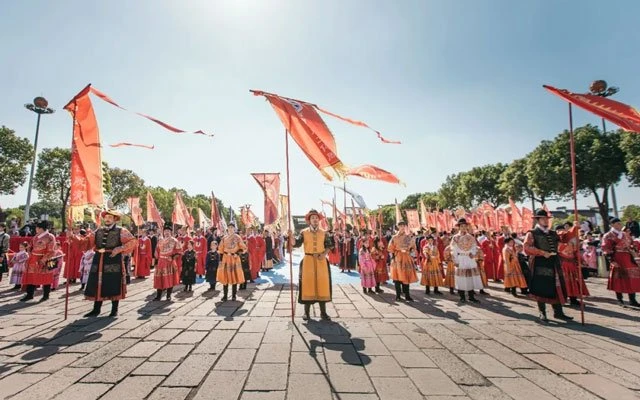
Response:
[543,85,640,132]
[146,191,164,227]
[315,106,401,144]
[346,164,403,185]
[419,200,428,228]
[172,192,190,227]
[109,142,155,150]
[319,212,329,231]
[64,85,104,222]
[395,199,403,225]
[336,185,367,209]
[406,210,420,233]
[251,173,280,225]
[127,197,144,227]
[198,208,211,230]
[279,195,290,234]
[509,198,523,233]
[522,207,534,231]
[252,90,346,180]
[370,211,377,232]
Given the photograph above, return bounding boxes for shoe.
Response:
[302,314,310,321]
[375,288,383,293]
[38,297,49,303]
[232,296,237,302]
[479,290,488,295]
[405,296,414,302]
[84,310,100,317]
[628,300,640,307]
[554,313,574,321]
[19,295,33,302]
[569,298,581,306]
[363,288,367,294]
[538,312,549,323]
[449,288,455,294]
[368,288,374,293]
[433,289,442,295]
[221,296,228,302]
[395,295,403,302]
[320,313,331,321]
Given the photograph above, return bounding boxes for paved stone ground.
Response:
[1,265,639,399]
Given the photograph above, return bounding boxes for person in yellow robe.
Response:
[289,209,334,321]
[388,221,418,302]
[217,222,247,302]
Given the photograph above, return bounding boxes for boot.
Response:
[38,285,51,302]
[363,287,368,294]
[368,288,374,293]
[628,293,640,307]
[394,281,403,301]
[552,304,573,321]
[459,291,467,303]
[109,301,119,317]
[166,287,173,301]
[319,302,331,321]
[449,287,455,294]
[520,288,529,295]
[231,285,237,301]
[479,289,488,295]
[425,286,431,295]
[154,289,162,301]
[569,297,580,306]
[616,292,624,306]
[303,304,311,321]
[403,284,413,302]
[433,287,442,295]
[537,302,548,323]
[510,287,517,297]
[375,283,383,293]
[20,285,35,302]
[468,291,480,303]
[222,285,228,302]
[84,301,102,317]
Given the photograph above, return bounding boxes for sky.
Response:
[2,0,640,219]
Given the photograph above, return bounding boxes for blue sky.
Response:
[2,0,640,218]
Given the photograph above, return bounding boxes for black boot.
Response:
[394,281,403,301]
[479,289,488,295]
[363,287,368,294]
[222,285,228,302]
[39,285,51,303]
[521,288,529,295]
[449,287,455,294]
[303,304,311,321]
[154,289,162,301]
[368,288,374,293]
[459,291,467,303]
[433,287,442,295]
[403,284,413,302]
[375,283,383,293]
[84,301,102,317]
[468,291,480,303]
[552,304,573,321]
[537,302,548,323]
[628,293,640,307]
[616,292,624,306]
[166,287,173,301]
[109,301,119,317]
[319,302,331,321]
[425,286,431,295]
[510,287,517,297]
[231,284,237,301]
[20,285,35,302]
[569,297,580,306]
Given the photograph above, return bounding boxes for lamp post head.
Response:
[25,96,55,114]
[589,80,619,98]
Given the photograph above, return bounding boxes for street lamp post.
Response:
[23,97,55,221]
[589,80,620,218]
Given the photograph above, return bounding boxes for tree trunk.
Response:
[592,187,610,232]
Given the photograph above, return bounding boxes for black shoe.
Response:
[479,289,488,295]
[232,296,237,302]
[19,295,33,302]
[38,296,49,303]
[363,288,367,294]
[449,288,455,294]
[433,288,442,295]
[395,295,403,302]
[569,298,581,306]
[628,300,640,307]
[425,288,430,295]
[302,314,310,321]
[368,288,374,293]
[221,296,228,302]
[538,312,549,323]
[405,295,414,302]
[554,313,574,321]
[494,279,502,283]
[469,295,480,304]
[375,288,383,293]
[84,310,100,317]
[320,313,331,321]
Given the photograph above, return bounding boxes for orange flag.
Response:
[509,198,523,233]
[172,192,190,227]
[252,90,346,180]
[128,197,144,227]
[314,106,401,144]
[419,200,428,228]
[522,207,534,231]
[64,85,104,222]
[395,199,403,225]
[251,173,280,225]
[406,210,420,233]
[346,164,403,185]
[544,85,640,132]
[110,142,155,150]
[146,191,164,227]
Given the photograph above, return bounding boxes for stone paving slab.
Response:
[0,267,639,400]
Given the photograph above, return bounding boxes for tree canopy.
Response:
[34,147,71,230]
[0,126,34,195]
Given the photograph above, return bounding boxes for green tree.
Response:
[458,163,508,208]
[525,140,570,205]
[620,131,640,186]
[108,167,145,209]
[419,192,441,209]
[20,200,62,219]
[437,174,465,209]
[499,158,537,210]
[622,204,640,222]
[34,147,72,230]
[400,193,423,210]
[0,126,34,195]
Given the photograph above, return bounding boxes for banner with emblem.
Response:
[127,197,144,227]
[251,173,280,225]
[278,195,290,234]
[405,210,420,233]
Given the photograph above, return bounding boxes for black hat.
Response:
[554,224,565,231]
[397,221,407,226]
[36,220,49,230]
[456,218,468,226]
[163,222,173,231]
[228,222,236,227]
[610,217,621,224]
[79,229,87,236]
[534,209,549,219]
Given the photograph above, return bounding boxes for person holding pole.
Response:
[289,209,334,321]
[84,210,136,317]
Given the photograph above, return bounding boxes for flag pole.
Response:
[64,99,80,321]
[284,128,295,322]
[568,103,586,325]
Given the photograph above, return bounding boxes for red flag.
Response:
[172,192,190,227]
[314,106,401,144]
[509,198,523,233]
[522,207,534,231]
[544,85,640,132]
[319,212,329,231]
[210,193,220,226]
[146,191,164,227]
[406,210,420,233]
[128,197,144,227]
[419,200,428,228]
[251,173,280,225]
[346,164,403,185]
[64,85,104,222]
[109,142,155,150]
[252,90,346,180]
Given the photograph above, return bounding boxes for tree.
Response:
[458,163,508,208]
[619,131,640,186]
[400,193,423,210]
[622,204,640,222]
[108,167,145,209]
[553,125,625,231]
[34,148,71,230]
[20,200,62,219]
[525,140,570,206]
[0,126,34,195]
[499,158,537,210]
[437,174,464,209]
[420,192,440,209]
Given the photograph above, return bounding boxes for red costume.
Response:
[176,234,188,275]
[558,227,589,298]
[22,231,57,286]
[493,235,506,280]
[135,236,153,278]
[255,234,266,273]
[602,229,640,293]
[155,236,181,289]
[328,233,341,265]
[480,236,498,280]
[193,235,207,276]
[247,234,259,279]
[65,231,92,281]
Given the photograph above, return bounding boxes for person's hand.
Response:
[287,229,293,236]
[110,248,122,257]
[542,251,552,259]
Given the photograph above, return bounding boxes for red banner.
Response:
[172,192,191,228]
[522,207,534,231]
[146,191,164,227]
[509,198,523,233]
[128,197,144,226]
[64,85,104,222]
[251,173,280,225]
[544,85,640,132]
[406,210,420,233]
[346,164,402,184]
[110,142,155,150]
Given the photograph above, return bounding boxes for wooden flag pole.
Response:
[284,128,295,322]
[568,103,586,325]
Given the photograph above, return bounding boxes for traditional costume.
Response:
[65,229,91,282]
[556,224,589,305]
[20,221,56,302]
[154,223,182,300]
[339,232,355,272]
[205,247,220,290]
[193,234,207,276]
[420,239,444,295]
[51,245,64,290]
[0,224,9,280]
[254,234,266,274]
[450,218,484,303]
[290,210,333,321]
[135,234,153,278]
[79,249,94,289]
[181,248,197,291]
[388,221,418,302]
[602,218,640,306]
[502,242,528,295]
[479,234,499,281]
[264,231,275,271]
[217,224,247,301]
[443,245,456,293]
[9,248,28,288]
[371,240,388,293]
[358,247,376,292]
[247,233,258,278]
[84,210,136,317]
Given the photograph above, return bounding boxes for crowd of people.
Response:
[1,207,639,322]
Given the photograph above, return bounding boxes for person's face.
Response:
[538,217,549,228]
[210,242,218,251]
[613,222,623,231]
[35,227,44,234]
[188,243,194,250]
[459,224,469,234]
[163,228,172,237]
[103,214,115,226]
[229,225,236,234]
[309,215,320,229]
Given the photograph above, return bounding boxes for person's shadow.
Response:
[297,319,371,366]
